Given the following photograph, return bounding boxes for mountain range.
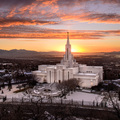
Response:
[0,49,64,59]
[0,49,119,59]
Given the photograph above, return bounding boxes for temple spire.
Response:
[67,32,70,45]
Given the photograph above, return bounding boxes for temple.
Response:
[33,32,103,88]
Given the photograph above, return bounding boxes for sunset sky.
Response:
[0,0,120,53]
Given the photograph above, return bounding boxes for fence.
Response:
[2,97,108,108]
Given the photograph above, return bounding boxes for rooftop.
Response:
[76,72,97,76]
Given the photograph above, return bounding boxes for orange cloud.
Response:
[7,8,16,18]
[19,2,38,15]
[1,0,120,26]
[0,18,59,27]
[60,12,120,24]
[0,30,120,39]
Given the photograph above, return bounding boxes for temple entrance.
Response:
[59,80,61,83]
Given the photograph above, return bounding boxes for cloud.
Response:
[0,26,120,39]
[1,0,59,17]
[0,18,59,27]
[0,33,103,39]
[0,0,120,26]
[100,30,120,35]
[0,0,120,40]
[0,0,120,7]
[100,0,120,4]
[0,0,35,7]
[60,12,120,24]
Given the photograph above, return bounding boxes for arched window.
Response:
[67,48,68,60]
[59,70,60,80]
[68,71,69,80]
[49,71,51,83]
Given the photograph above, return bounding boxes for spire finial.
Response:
[67,32,69,45]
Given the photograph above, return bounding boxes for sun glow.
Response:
[71,45,84,53]
[57,45,84,53]
[55,39,85,53]
[71,48,77,52]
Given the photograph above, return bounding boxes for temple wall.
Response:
[79,65,103,82]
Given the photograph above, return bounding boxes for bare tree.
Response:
[108,91,120,119]
[57,78,79,96]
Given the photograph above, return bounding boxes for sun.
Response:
[71,48,77,52]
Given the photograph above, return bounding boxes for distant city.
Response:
[0,48,120,119]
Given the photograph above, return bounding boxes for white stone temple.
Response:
[33,32,103,88]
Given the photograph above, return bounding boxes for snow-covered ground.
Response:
[0,85,24,99]
[0,85,104,104]
[66,92,104,103]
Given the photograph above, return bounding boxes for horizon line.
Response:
[0,49,120,53]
